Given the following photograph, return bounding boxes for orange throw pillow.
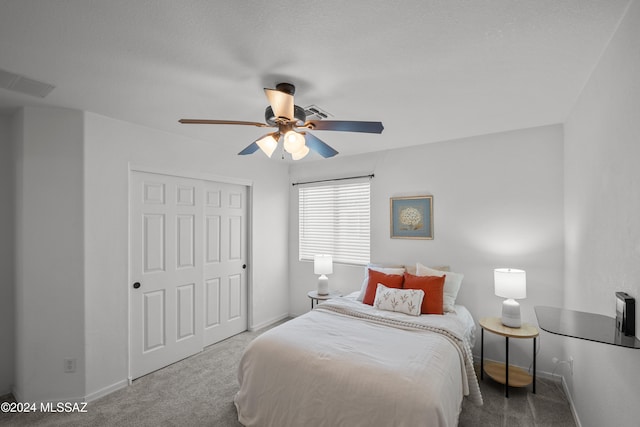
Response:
[403,272,445,314]
[363,269,404,305]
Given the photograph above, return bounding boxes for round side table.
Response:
[307,290,342,309]
[479,317,539,398]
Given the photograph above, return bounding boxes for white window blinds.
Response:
[298,180,370,265]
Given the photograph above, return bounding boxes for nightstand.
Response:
[307,290,341,309]
[479,317,539,398]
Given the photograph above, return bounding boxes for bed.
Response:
[234,265,482,427]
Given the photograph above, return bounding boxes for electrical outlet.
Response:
[64,358,76,373]
[551,356,573,376]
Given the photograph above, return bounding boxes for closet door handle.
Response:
[133,282,141,289]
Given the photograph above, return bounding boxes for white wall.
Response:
[289,125,565,372]
[564,1,640,425]
[0,114,15,395]
[83,112,290,399]
[13,107,86,402]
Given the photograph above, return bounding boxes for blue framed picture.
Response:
[390,195,433,239]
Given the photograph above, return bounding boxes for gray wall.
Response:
[0,114,15,396]
[564,1,640,425]
[13,107,86,402]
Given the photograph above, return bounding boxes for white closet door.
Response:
[130,171,248,379]
[202,181,248,346]
[130,171,204,379]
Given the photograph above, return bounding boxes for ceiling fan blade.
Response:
[179,119,269,127]
[264,88,294,120]
[303,120,384,134]
[304,132,339,158]
[238,141,260,155]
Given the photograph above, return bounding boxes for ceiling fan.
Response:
[179,82,384,160]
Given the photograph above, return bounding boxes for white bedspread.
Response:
[234,297,482,427]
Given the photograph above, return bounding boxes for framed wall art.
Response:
[390,195,433,239]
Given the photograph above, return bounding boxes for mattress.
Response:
[234,295,482,427]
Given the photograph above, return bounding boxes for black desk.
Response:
[535,306,640,349]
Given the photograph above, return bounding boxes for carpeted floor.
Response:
[1,320,576,426]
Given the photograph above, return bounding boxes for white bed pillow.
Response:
[416,263,463,312]
[405,264,449,275]
[357,264,405,301]
[373,283,424,316]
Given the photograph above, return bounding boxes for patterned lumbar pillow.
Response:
[373,283,424,316]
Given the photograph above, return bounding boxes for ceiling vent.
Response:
[0,68,56,98]
[303,104,332,121]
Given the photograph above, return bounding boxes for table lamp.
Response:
[494,268,526,328]
[314,254,333,295]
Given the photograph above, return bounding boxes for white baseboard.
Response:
[10,384,84,405]
[10,380,127,404]
[249,312,289,332]
[85,379,129,402]
[535,371,581,426]
[560,375,581,427]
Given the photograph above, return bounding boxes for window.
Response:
[298,180,370,265]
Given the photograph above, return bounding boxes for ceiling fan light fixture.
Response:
[256,133,279,158]
[179,82,383,161]
[291,144,310,160]
[283,130,305,153]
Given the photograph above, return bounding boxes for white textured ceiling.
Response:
[0,0,631,159]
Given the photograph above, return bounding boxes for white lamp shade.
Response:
[291,144,309,160]
[283,130,305,153]
[494,268,526,299]
[314,254,333,275]
[256,133,278,158]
